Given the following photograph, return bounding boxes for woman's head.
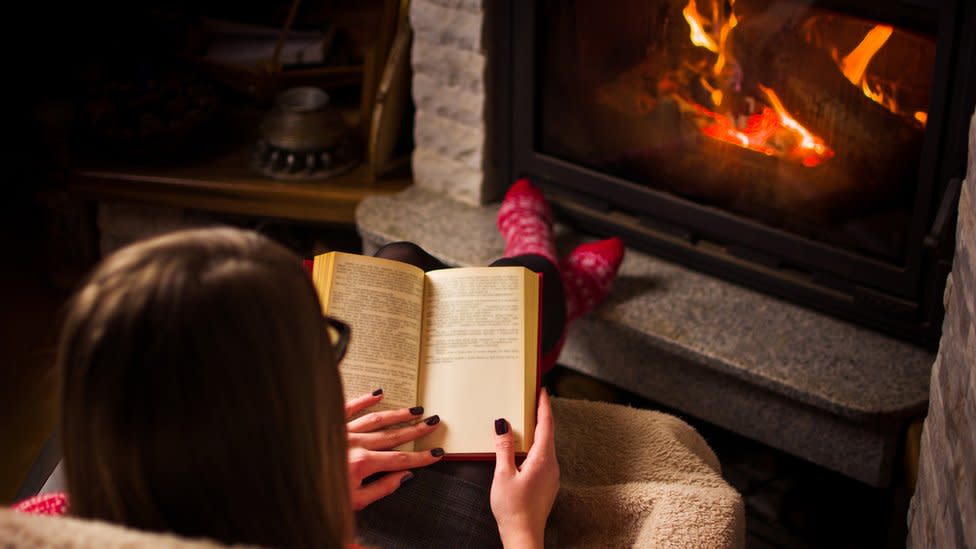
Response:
[59,227,351,548]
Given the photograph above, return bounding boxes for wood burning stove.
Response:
[489,0,976,347]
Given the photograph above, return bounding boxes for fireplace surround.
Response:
[352,0,954,491]
[490,0,976,347]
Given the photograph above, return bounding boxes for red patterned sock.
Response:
[497,178,557,264]
[12,492,69,515]
[561,237,625,322]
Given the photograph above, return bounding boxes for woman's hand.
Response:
[490,388,559,549]
[344,390,444,510]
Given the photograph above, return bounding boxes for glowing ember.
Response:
[759,85,834,167]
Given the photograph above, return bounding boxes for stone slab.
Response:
[357,185,936,486]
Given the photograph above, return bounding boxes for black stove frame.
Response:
[488,0,976,347]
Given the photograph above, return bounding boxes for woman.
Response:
[45,227,560,548]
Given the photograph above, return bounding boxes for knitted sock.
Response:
[497,178,558,265]
[561,237,625,322]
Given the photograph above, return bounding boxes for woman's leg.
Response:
[489,254,566,356]
[373,241,449,271]
[357,183,624,547]
[359,239,501,546]
[495,179,625,369]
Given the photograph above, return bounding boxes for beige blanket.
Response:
[1,398,744,548]
[548,397,745,548]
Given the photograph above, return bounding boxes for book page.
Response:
[415,267,539,454]
[313,252,425,413]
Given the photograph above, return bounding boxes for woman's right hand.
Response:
[344,390,445,510]
[490,388,559,549]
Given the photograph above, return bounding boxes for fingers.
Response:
[348,415,440,451]
[345,389,383,420]
[348,447,444,481]
[351,470,414,511]
[524,388,557,470]
[493,417,517,478]
[347,406,426,433]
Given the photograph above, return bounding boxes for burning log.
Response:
[734,17,925,201]
[615,119,869,223]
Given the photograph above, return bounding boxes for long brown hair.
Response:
[58,227,351,548]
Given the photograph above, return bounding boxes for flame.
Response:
[699,77,724,106]
[840,25,893,84]
[683,0,719,53]
[914,111,927,125]
[837,25,923,121]
[682,0,738,77]
[714,12,738,76]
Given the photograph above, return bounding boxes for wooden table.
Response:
[67,144,411,225]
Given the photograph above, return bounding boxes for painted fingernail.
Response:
[400,472,414,485]
[424,415,440,426]
[409,406,424,415]
[430,448,445,457]
[372,388,383,396]
[494,418,509,435]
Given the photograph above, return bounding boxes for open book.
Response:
[312,251,540,457]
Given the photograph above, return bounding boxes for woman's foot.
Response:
[561,237,625,322]
[497,178,558,265]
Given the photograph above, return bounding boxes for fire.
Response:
[839,25,901,113]
[837,24,926,125]
[682,0,719,53]
[714,12,738,77]
[675,0,834,167]
[840,25,893,84]
[682,0,738,78]
[759,85,834,167]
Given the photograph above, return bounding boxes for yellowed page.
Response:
[312,252,425,414]
[415,267,539,454]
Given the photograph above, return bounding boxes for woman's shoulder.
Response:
[10,492,69,515]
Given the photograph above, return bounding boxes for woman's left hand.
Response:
[344,390,444,510]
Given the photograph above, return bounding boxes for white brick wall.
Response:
[409,0,489,205]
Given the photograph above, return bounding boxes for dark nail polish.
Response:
[430,448,445,457]
[409,406,424,415]
[400,472,414,485]
[372,388,383,396]
[424,415,440,426]
[495,418,509,435]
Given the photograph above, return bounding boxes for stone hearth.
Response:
[356,185,934,487]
